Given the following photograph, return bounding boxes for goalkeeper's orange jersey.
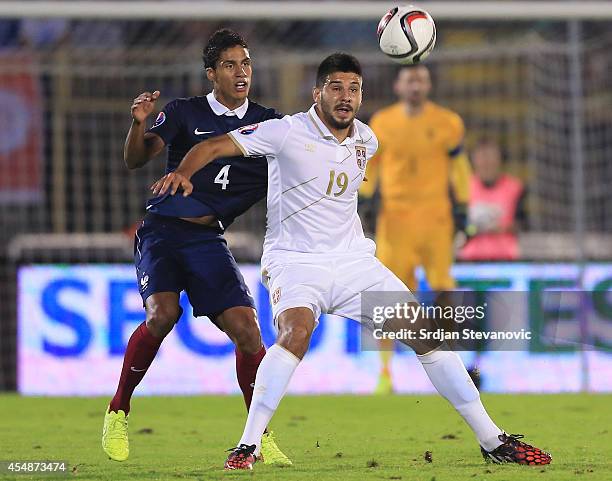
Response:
[362,101,469,214]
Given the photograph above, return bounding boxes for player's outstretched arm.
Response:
[124,90,164,169]
[150,134,241,197]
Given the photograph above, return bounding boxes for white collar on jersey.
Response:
[206,91,249,119]
[307,104,363,144]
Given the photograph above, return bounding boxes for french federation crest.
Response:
[238,123,259,135]
[152,111,166,128]
[355,146,367,170]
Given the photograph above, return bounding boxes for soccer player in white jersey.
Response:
[151,53,551,470]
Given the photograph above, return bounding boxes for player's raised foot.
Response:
[224,444,257,470]
[260,431,292,467]
[102,406,129,461]
[481,433,551,465]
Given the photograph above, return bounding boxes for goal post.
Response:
[2,1,612,20]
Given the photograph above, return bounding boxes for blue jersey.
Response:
[145,95,280,228]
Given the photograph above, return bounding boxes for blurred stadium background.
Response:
[0,1,610,396]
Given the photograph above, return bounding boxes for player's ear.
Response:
[312,86,321,103]
[205,67,216,83]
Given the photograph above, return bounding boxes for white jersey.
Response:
[228,104,378,265]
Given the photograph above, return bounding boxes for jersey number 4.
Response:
[214,165,231,190]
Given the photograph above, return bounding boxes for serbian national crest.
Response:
[355,145,367,170]
[272,287,281,305]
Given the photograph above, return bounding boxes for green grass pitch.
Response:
[0,394,611,480]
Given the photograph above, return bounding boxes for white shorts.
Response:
[262,251,416,330]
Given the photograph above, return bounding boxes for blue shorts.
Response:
[134,213,255,322]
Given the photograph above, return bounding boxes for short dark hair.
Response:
[316,52,362,87]
[202,29,248,70]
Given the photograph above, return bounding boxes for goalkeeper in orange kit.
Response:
[360,64,472,394]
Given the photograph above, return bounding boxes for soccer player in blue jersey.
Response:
[102,29,291,466]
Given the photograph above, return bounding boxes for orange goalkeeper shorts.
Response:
[375,206,456,291]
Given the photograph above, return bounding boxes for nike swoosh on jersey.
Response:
[194,128,215,135]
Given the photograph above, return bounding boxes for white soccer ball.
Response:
[377,5,436,64]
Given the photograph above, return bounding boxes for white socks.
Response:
[418,347,503,451]
[238,344,300,454]
[236,343,503,453]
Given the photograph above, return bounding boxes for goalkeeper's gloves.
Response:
[453,203,478,248]
[453,203,470,236]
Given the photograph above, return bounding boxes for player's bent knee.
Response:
[217,307,262,354]
[146,302,182,338]
[228,321,262,354]
[231,326,262,354]
[276,307,316,359]
[277,324,312,359]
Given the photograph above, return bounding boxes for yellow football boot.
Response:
[102,407,129,461]
[260,431,292,467]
